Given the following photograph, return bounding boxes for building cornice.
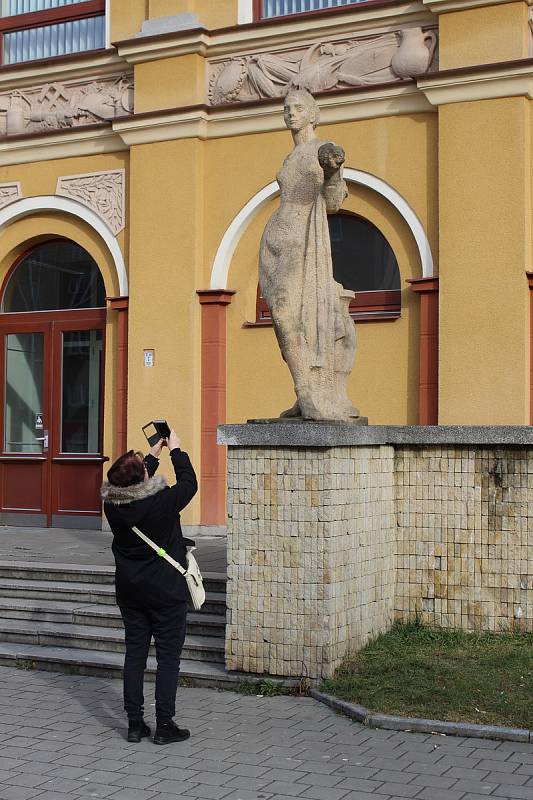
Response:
[0,48,128,92]
[0,124,125,167]
[417,58,533,104]
[114,1,433,64]
[422,0,531,14]
[112,82,433,145]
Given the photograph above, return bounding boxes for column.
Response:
[407,277,439,424]
[197,289,235,525]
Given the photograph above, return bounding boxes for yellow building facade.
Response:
[0,0,531,528]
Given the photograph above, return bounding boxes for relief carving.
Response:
[0,74,133,137]
[208,27,438,105]
[0,182,21,209]
[56,170,125,235]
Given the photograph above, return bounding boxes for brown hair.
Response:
[107,450,145,487]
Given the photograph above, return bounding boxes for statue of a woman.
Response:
[259,87,359,421]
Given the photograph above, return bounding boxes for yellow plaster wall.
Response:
[201,112,437,426]
[110,0,148,43]
[127,139,204,523]
[134,54,205,113]
[439,98,531,424]
[149,0,237,28]
[438,3,530,70]
[110,0,237,41]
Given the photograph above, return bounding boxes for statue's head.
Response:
[283,88,319,133]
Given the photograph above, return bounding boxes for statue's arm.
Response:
[318,142,348,213]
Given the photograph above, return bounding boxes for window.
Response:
[254,0,367,21]
[254,213,401,324]
[3,240,106,312]
[0,0,105,65]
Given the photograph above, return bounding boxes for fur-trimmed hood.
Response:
[101,475,167,506]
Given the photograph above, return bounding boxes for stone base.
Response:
[219,424,533,680]
[247,417,369,425]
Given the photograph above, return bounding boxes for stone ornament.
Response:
[258,88,359,422]
[56,170,125,235]
[0,182,21,210]
[208,27,438,105]
[0,74,133,137]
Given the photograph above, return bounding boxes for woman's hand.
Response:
[149,438,165,458]
[168,430,181,451]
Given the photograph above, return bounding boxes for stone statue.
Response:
[259,88,360,421]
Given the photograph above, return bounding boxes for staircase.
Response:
[0,561,234,687]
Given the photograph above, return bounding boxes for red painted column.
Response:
[107,296,129,455]
[407,277,439,425]
[197,289,235,525]
[526,272,533,425]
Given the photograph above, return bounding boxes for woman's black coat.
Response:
[101,448,197,608]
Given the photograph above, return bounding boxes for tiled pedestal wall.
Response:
[218,426,533,680]
[224,445,396,679]
[395,446,533,632]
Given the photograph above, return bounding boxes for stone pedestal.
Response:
[218,424,396,680]
[218,424,533,681]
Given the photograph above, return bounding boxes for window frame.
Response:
[0,0,105,66]
[252,0,385,23]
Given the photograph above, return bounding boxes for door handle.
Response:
[35,430,49,452]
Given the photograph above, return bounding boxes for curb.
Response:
[309,689,532,743]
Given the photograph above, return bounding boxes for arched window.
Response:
[2,240,106,313]
[254,212,401,324]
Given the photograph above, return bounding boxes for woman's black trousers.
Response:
[120,603,188,723]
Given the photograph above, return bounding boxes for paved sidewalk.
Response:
[0,526,226,574]
[0,667,531,800]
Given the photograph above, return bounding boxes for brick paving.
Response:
[0,667,531,800]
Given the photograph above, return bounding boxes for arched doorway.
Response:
[0,239,107,528]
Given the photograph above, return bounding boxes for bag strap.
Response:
[131,525,187,577]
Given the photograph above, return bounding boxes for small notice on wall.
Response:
[35,413,43,430]
[144,350,154,367]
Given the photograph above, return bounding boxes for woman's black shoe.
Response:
[153,720,191,745]
[127,720,151,743]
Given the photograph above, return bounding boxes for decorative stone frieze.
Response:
[0,74,133,138]
[56,170,125,235]
[0,182,21,209]
[208,26,438,105]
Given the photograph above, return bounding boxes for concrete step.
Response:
[0,641,236,688]
[0,578,227,614]
[0,619,225,663]
[0,598,226,637]
[0,561,227,595]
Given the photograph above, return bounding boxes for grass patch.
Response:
[321,621,533,729]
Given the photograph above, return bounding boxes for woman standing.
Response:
[101,430,197,745]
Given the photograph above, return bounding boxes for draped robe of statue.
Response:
[259,135,359,421]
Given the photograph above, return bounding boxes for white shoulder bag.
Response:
[131,526,206,610]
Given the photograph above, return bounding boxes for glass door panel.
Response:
[4,332,45,454]
[61,328,102,453]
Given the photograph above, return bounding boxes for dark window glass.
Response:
[61,329,102,453]
[3,240,106,312]
[328,213,400,292]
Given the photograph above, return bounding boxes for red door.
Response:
[0,309,106,528]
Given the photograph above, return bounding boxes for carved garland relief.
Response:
[56,170,125,235]
[208,26,438,105]
[0,74,133,137]
[0,182,21,209]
